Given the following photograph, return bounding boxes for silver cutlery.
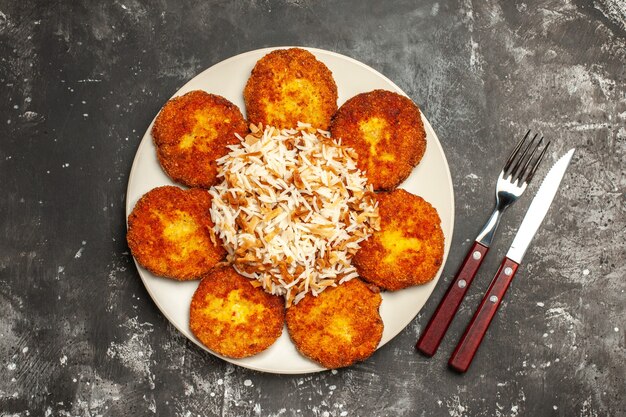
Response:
[449,148,575,372]
[417,131,549,357]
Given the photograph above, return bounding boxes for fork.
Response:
[416,130,549,357]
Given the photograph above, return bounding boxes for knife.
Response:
[448,148,575,373]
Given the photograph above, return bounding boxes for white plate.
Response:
[126,47,455,374]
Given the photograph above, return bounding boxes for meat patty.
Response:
[354,189,444,290]
[330,89,426,190]
[190,266,285,358]
[152,90,248,188]
[286,278,383,368]
[244,48,338,130]
[126,186,225,280]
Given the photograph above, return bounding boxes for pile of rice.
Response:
[209,123,380,306]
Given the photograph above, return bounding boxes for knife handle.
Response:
[416,241,489,356]
[448,257,519,373]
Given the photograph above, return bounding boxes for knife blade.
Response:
[448,148,575,372]
[507,148,576,263]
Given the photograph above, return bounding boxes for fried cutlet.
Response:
[152,90,248,188]
[354,189,444,291]
[285,279,383,369]
[329,89,427,191]
[244,48,338,130]
[126,186,225,280]
[190,267,285,358]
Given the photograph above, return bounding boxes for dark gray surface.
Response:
[1,0,624,416]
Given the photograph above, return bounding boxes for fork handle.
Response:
[416,241,489,357]
[448,257,519,373]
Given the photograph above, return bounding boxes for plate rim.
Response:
[125,46,455,374]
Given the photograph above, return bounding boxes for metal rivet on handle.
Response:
[489,295,498,303]
[458,279,467,289]
[504,267,513,276]
[473,251,482,260]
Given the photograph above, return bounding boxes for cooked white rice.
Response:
[209,122,380,306]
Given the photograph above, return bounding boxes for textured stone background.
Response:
[1,0,624,416]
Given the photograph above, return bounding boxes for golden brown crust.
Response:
[354,189,444,290]
[330,89,427,191]
[189,267,285,358]
[244,48,338,130]
[126,186,225,280]
[152,90,248,188]
[285,279,383,368]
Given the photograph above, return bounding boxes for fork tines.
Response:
[503,130,550,185]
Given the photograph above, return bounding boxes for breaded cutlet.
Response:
[152,90,248,188]
[190,267,285,358]
[354,189,444,290]
[244,48,338,130]
[286,278,383,369]
[126,186,225,280]
[330,89,426,190]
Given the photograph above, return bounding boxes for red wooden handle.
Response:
[448,257,519,372]
[416,241,489,356]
